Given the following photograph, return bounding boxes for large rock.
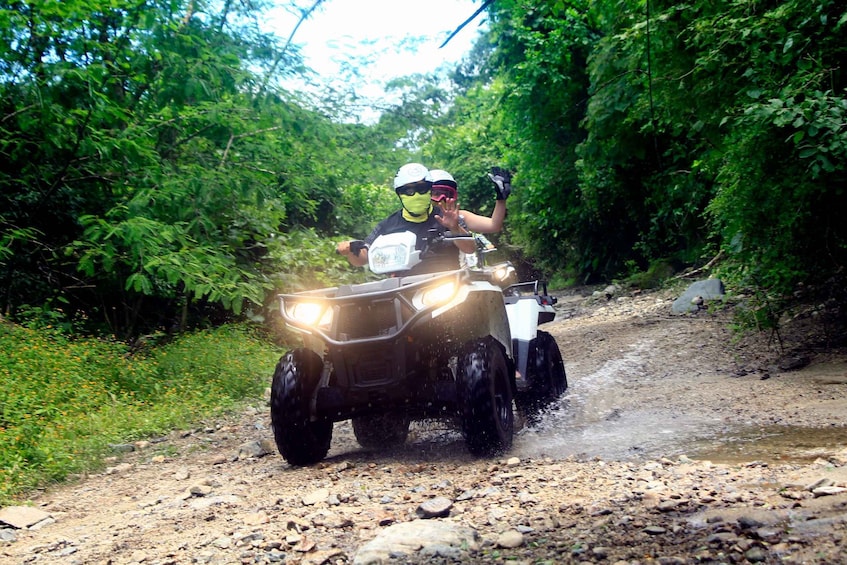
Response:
[672,279,725,314]
[353,520,480,564]
[0,506,51,529]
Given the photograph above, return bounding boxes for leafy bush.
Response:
[0,322,282,503]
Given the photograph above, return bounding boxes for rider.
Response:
[335,163,476,275]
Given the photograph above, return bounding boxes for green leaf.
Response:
[782,36,793,54]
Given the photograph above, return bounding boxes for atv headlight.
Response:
[287,301,332,328]
[413,281,457,310]
[493,264,516,285]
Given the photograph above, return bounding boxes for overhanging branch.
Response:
[439,0,494,49]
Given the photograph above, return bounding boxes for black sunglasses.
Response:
[396,182,431,196]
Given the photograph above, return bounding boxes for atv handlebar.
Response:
[419,229,474,261]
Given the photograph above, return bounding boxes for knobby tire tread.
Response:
[270,348,332,466]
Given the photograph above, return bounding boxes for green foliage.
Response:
[622,258,678,290]
[445,0,847,314]
[379,73,456,151]
[693,0,847,302]
[424,80,511,224]
[267,227,374,292]
[476,1,601,279]
[0,0,408,338]
[3,0,846,343]
[334,182,400,240]
[0,321,282,503]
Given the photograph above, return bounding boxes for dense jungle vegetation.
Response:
[2,0,846,337]
[1,0,845,500]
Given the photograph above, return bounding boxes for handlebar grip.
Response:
[336,241,366,256]
[350,241,366,257]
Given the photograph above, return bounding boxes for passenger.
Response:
[428,167,512,266]
[427,167,512,234]
[335,163,476,275]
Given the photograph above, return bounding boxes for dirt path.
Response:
[2,286,846,564]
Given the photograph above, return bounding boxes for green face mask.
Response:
[399,192,432,222]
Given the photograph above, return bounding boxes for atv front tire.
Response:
[352,412,411,449]
[270,348,332,466]
[458,337,514,456]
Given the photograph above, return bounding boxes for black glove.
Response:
[488,166,512,200]
[350,240,367,257]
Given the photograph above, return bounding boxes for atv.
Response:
[270,230,566,466]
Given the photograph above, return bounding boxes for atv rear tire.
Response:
[352,413,411,449]
[518,331,568,416]
[458,337,514,456]
[270,349,332,466]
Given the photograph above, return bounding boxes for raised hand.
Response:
[434,197,461,232]
[488,166,512,200]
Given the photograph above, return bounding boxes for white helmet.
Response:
[393,163,429,190]
[426,169,457,188]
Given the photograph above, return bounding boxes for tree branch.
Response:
[1,104,36,124]
[219,126,284,167]
[672,250,724,280]
[439,0,494,49]
[260,0,327,94]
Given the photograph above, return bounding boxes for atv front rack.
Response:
[278,269,469,347]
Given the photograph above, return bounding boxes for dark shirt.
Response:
[364,206,459,275]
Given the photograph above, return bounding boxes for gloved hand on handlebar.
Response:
[335,240,367,257]
[488,166,512,200]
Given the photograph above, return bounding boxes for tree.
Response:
[0,0,398,337]
[448,0,847,306]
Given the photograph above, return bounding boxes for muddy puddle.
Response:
[511,338,847,465]
[684,426,847,465]
[514,410,846,465]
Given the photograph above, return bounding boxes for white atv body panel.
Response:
[506,298,550,342]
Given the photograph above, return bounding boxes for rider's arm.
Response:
[452,223,477,254]
[460,167,512,234]
[460,199,506,234]
[337,221,386,267]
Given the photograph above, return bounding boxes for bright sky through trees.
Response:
[264,0,485,120]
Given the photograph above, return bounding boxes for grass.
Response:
[0,321,284,504]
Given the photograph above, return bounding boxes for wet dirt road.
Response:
[510,289,847,465]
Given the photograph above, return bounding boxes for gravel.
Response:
[2,285,846,564]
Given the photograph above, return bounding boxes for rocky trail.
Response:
[2,285,847,564]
